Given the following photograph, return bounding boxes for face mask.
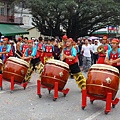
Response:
[35,41,38,44]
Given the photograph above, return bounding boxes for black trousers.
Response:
[93,53,98,64]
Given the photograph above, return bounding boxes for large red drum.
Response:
[41,59,69,90]
[87,64,119,99]
[2,57,29,83]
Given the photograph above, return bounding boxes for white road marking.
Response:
[0,84,37,94]
[84,109,103,120]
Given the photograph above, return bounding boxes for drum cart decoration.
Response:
[0,57,29,92]
[81,64,120,114]
[37,59,70,101]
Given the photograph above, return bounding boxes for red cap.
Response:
[3,38,8,41]
[68,38,73,43]
[102,36,108,40]
[62,35,68,41]
[111,38,119,43]
[28,40,33,43]
[18,37,22,41]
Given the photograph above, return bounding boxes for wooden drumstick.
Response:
[16,53,22,59]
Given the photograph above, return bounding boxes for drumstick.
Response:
[16,53,22,59]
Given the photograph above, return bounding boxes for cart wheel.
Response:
[64,94,66,97]
[105,111,109,114]
[82,106,85,110]
[112,104,115,108]
[38,94,42,98]
[90,100,94,104]
[10,90,13,93]
[53,98,57,101]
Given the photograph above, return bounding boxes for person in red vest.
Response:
[0,38,13,64]
[22,40,44,82]
[44,38,54,64]
[61,38,86,90]
[97,36,111,64]
[105,38,120,72]
[37,37,44,64]
[21,37,29,56]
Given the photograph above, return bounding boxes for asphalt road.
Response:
[0,72,120,120]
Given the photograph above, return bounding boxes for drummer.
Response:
[15,37,23,58]
[105,38,120,72]
[44,38,54,64]
[0,38,13,63]
[21,37,29,56]
[97,36,111,64]
[61,38,86,90]
[22,40,43,82]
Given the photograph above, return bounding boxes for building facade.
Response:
[0,0,14,23]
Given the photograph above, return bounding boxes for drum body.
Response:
[87,64,119,99]
[41,59,69,90]
[2,57,29,83]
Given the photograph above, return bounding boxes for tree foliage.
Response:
[14,0,120,39]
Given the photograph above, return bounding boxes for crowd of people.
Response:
[0,35,120,90]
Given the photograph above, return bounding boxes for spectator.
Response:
[81,39,92,72]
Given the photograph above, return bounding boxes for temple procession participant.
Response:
[97,36,111,64]
[0,38,13,63]
[44,38,54,64]
[37,37,45,64]
[61,38,86,90]
[21,37,29,56]
[105,38,120,72]
[21,40,44,82]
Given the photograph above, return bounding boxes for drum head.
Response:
[46,59,69,69]
[8,57,29,68]
[90,64,119,74]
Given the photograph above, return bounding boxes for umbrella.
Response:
[88,36,100,40]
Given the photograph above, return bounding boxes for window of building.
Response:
[0,7,4,15]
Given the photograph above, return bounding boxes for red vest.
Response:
[22,44,28,53]
[38,43,43,50]
[2,47,13,57]
[44,45,53,57]
[64,49,78,65]
[110,51,120,66]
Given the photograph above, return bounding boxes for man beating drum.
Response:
[0,38,13,64]
[61,38,86,90]
[21,40,44,82]
[105,38,120,72]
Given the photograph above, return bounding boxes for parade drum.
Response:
[2,57,29,83]
[41,59,69,90]
[87,64,119,99]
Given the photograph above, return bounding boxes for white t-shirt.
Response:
[92,44,99,53]
[81,44,92,57]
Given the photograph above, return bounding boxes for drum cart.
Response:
[81,89,119,114]
[0,74,28,92]
[37,80,70,101]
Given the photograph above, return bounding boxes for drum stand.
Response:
[0,74,28,92]
[81,89,120,114]
[37,80,70,101]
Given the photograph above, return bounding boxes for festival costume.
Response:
[44,44,54,64]
[24,44,44,82]
[2,44,13,63]
[63,46,86,90]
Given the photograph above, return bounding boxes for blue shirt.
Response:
[107,48,120,59]
[25,47,37,57]
[2,44,11,53]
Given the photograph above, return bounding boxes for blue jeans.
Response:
[83,56,91,71]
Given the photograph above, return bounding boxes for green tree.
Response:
[15,0,120,39]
